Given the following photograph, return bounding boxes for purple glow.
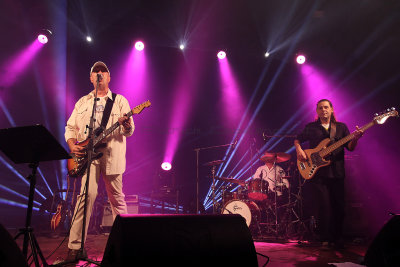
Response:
[116,44,148,101]
[0,39,44,88]
[161,162,172,171]
[37,34,48,44]
[296,54,306,64]
[163,58,202,164]
[218,57,245,124]
[163,79,192,164]
[135,41,144,51]
[217,51,226,59]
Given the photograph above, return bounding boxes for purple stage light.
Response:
[218,56,245,124]
[0,39,44,88]
[37,29,52,44]
[296,54,306,64]
[135,41,144,51]
[217,51,226,59]
[161,162,172,171]
[37,34,48,44]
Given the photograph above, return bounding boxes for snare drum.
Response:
[222,200,260,229]
[247,179,269,201]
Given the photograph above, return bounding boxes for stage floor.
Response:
[14,231,368,266]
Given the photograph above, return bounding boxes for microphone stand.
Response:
[193,141,236,214]
[68,75,102,266]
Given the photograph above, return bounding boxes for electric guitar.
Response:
[297,108,398,180]
[67,100,151,177]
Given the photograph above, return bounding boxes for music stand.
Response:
[0,125,70,267]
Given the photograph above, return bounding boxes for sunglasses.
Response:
[92,66,108,73]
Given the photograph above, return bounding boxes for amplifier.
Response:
[101,195,139,228]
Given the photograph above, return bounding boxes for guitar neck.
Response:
[320,121,375,157]
[93,110,133,147]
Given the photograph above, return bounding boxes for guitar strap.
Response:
[97,93,117,135]
[330,122,336,142]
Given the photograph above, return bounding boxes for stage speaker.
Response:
[364,215,400,266]
[0,224,28,267]
[101,214,258,267]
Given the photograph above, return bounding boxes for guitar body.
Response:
[67,139,89,177]
[51,203,63,230]
[297,138,331,180]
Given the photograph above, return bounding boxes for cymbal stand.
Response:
[273,160,279,236]
[193,141,236,214]
[282,173,309,240]
[210,165,219,214]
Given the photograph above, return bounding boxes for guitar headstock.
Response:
[132,100,151,115]
[374,108,398,125]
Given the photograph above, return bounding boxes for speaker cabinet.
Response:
[101,196,139,229]
[0,224,28,267]
[364,215,400,266]
[101,214,257,267]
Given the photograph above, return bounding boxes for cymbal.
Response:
[215,176,246,186]
[203,160,224,166]
[260,152,291,163]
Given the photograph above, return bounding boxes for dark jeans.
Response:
[302,177,345,242]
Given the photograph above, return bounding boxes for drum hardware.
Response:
[203,159,225,166]
[260,152,291,164]
[208,164,220,214]
[195,141,236,214]
[214,176,246,187]
[253,152,293,239]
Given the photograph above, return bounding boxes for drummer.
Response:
[252,152,290,197]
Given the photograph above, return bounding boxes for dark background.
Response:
[0,0,399,238]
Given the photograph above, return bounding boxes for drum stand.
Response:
[279,174,310,240]
[210,165,219,214]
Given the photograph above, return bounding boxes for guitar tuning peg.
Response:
[391,107,396,110]
[374,113,379,116]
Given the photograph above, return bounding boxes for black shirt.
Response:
[296,121,351,178]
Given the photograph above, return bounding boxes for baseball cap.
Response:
[90,61,110,75]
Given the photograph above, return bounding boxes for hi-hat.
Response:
[203,159,224,166]
[215,176,246,186]
[260,152,291,163]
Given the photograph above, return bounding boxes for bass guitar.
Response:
[297,108,398,180]
[67,100,151,177]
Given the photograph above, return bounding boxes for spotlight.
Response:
[161,162,172,171]
[37,29,52,44]
[179,44,185,50]
[264,52,270,58]
[86,36,92,42]
[217,51,226,59]
[296,54,306,64]
[135,41,144,51]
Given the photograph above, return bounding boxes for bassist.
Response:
[294,99,363,249]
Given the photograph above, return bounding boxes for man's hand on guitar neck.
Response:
[118,114,132,132]
[348,126,363,151]
[67,138,85,156]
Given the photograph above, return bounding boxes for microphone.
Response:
[97,73,103,82]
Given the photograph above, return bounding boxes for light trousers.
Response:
[68,163,127,249]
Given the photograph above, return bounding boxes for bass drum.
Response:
[222,200,260,229]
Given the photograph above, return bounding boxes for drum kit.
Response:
[205,152,307,239]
